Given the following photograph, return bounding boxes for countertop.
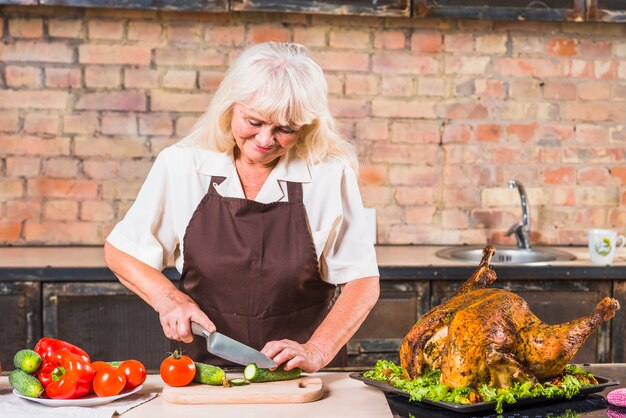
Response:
[1,366,625,418]
[1,245,625,282]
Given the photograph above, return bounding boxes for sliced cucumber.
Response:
[193,362,226,386]
[229,378,248,386]
[243,363,302,383]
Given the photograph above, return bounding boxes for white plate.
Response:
[13,384,143,407]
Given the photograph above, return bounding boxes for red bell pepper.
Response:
[38,348,95,399]
[34,337,91,364]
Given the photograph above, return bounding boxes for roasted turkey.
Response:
[399,245,620,389]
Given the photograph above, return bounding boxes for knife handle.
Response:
[191,321,208,336]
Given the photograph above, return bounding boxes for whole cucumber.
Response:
[13,349,42,373]
[10,369,43,398]
[243,363,302,383]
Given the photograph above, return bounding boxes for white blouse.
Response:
[106,143,379,285]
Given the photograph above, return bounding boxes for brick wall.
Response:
[1,6,625,246]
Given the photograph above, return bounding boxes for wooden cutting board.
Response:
[162,376,324,404]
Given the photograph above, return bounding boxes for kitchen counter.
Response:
[1,365,624,417]
[0,245,625,282]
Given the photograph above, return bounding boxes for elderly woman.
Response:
[104,42,380,372]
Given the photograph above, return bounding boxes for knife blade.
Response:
[191,322,277,369]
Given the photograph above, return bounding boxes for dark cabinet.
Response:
[231,0,411,16]
[431,279,613,364]
[0,281,40,370]
[37,0,229,11]
[42,282,171,370]
[348,281,429,366]
[413,0,584,21]
[588,0,626,21]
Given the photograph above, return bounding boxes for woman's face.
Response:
[231,103,300,167]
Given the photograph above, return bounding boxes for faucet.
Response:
[506,179,531,249]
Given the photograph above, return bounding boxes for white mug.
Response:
[588,229,626,265]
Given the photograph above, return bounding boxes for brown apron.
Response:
[176,175,347,367]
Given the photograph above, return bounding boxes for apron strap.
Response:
[209,176,226,194]
[286,181,303,203]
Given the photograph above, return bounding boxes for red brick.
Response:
[609,209,626,227]
[0,112,19,132]
[507,124,537,143]
[575,124,609,144]
[494,58,562,77]
[547,38,577,56]
[124,69,159,88]
[79,45,151,65]
[471,210,506,228]
[151,91,209,112]
[410,32,443,53]
[329,29,370,49]
[44,200,79,221]
[83,160,119,179]
[138,115,173,136]
[543,80,577,100]
[543,167,575,184]
[9,18,43,38]
[475,79,505,99]
[359,186,392,206]
[442,124,471,143]
[85,66,121,88]
[2,135,70,155]
[374,31,405,50]
[248,26,290,44]
[358,165,386,186]
[81,200,114,221]
[443,34,473,52]
[6,156,41,178]
[293,27,326,48]
[86,8,157,19]
[0,180,24,198]
[475,124,503,142]
[441,208,469,229]
[64,113,99,134]
[579,39,612,58]
[611,167,626,185]
[444,102,488,119]
[6,66,42,88]
[88,20,124,40]
[355,119,388,141]
[536,124,574,142]
[325,74,343,95]
[391,121,440,144]
[389,166,439,186]
[199,71,224,92]
[48,19,84,38]
[155,47,224,67]
[101,179,143,199]
[0,41,74,63]
[406,206,437,225]
[345,74,377,95]
[45,157,79,178]
[578,166,611,185]
[595,60,618,80]
[163,70,197,89]
[24,221,99,244]
[442,187,481,208]
[309,51,369,72]
[76,92,146,111]
[128,21,162,41]
[45,68,82,88]
[168,23,203,42]
[508,79,542,99]
[373,52,438,75]
[381,75,414,97]
[0,90,68,110]
[395,187,435,206]
[150,137,178,155]
[0,221,21,241]
[418,77,447,97]
[119,159,152,178]
[552,187,576,206]
[511,36,544,56]
[560,102,610,122]
[475,34,507,54]
[28,178,98,198]
[372,99,436,119]
[74,136,146,158]
[176,116,197,136]
[101,114,137,135]
[205,26,245,46]
[567,60,594,78]
[6,199,41,221]
[24,113,58,135]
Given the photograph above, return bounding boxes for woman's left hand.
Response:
[261,339,327,373]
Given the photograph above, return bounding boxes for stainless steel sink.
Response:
[435,246,576,265]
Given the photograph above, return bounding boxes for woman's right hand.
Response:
[154,289,215,343]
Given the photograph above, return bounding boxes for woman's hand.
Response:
[154,289,215,343]
[261,339,327,373]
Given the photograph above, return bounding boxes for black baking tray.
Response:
[350,372,618,414]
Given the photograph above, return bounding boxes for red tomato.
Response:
[159,350,195,387]
[93,366,127,397]
[91,361,111,374]
[119,360,147,390]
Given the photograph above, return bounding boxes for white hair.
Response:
[181,42,358,172]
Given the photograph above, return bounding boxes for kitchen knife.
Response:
[191,322,277,369]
